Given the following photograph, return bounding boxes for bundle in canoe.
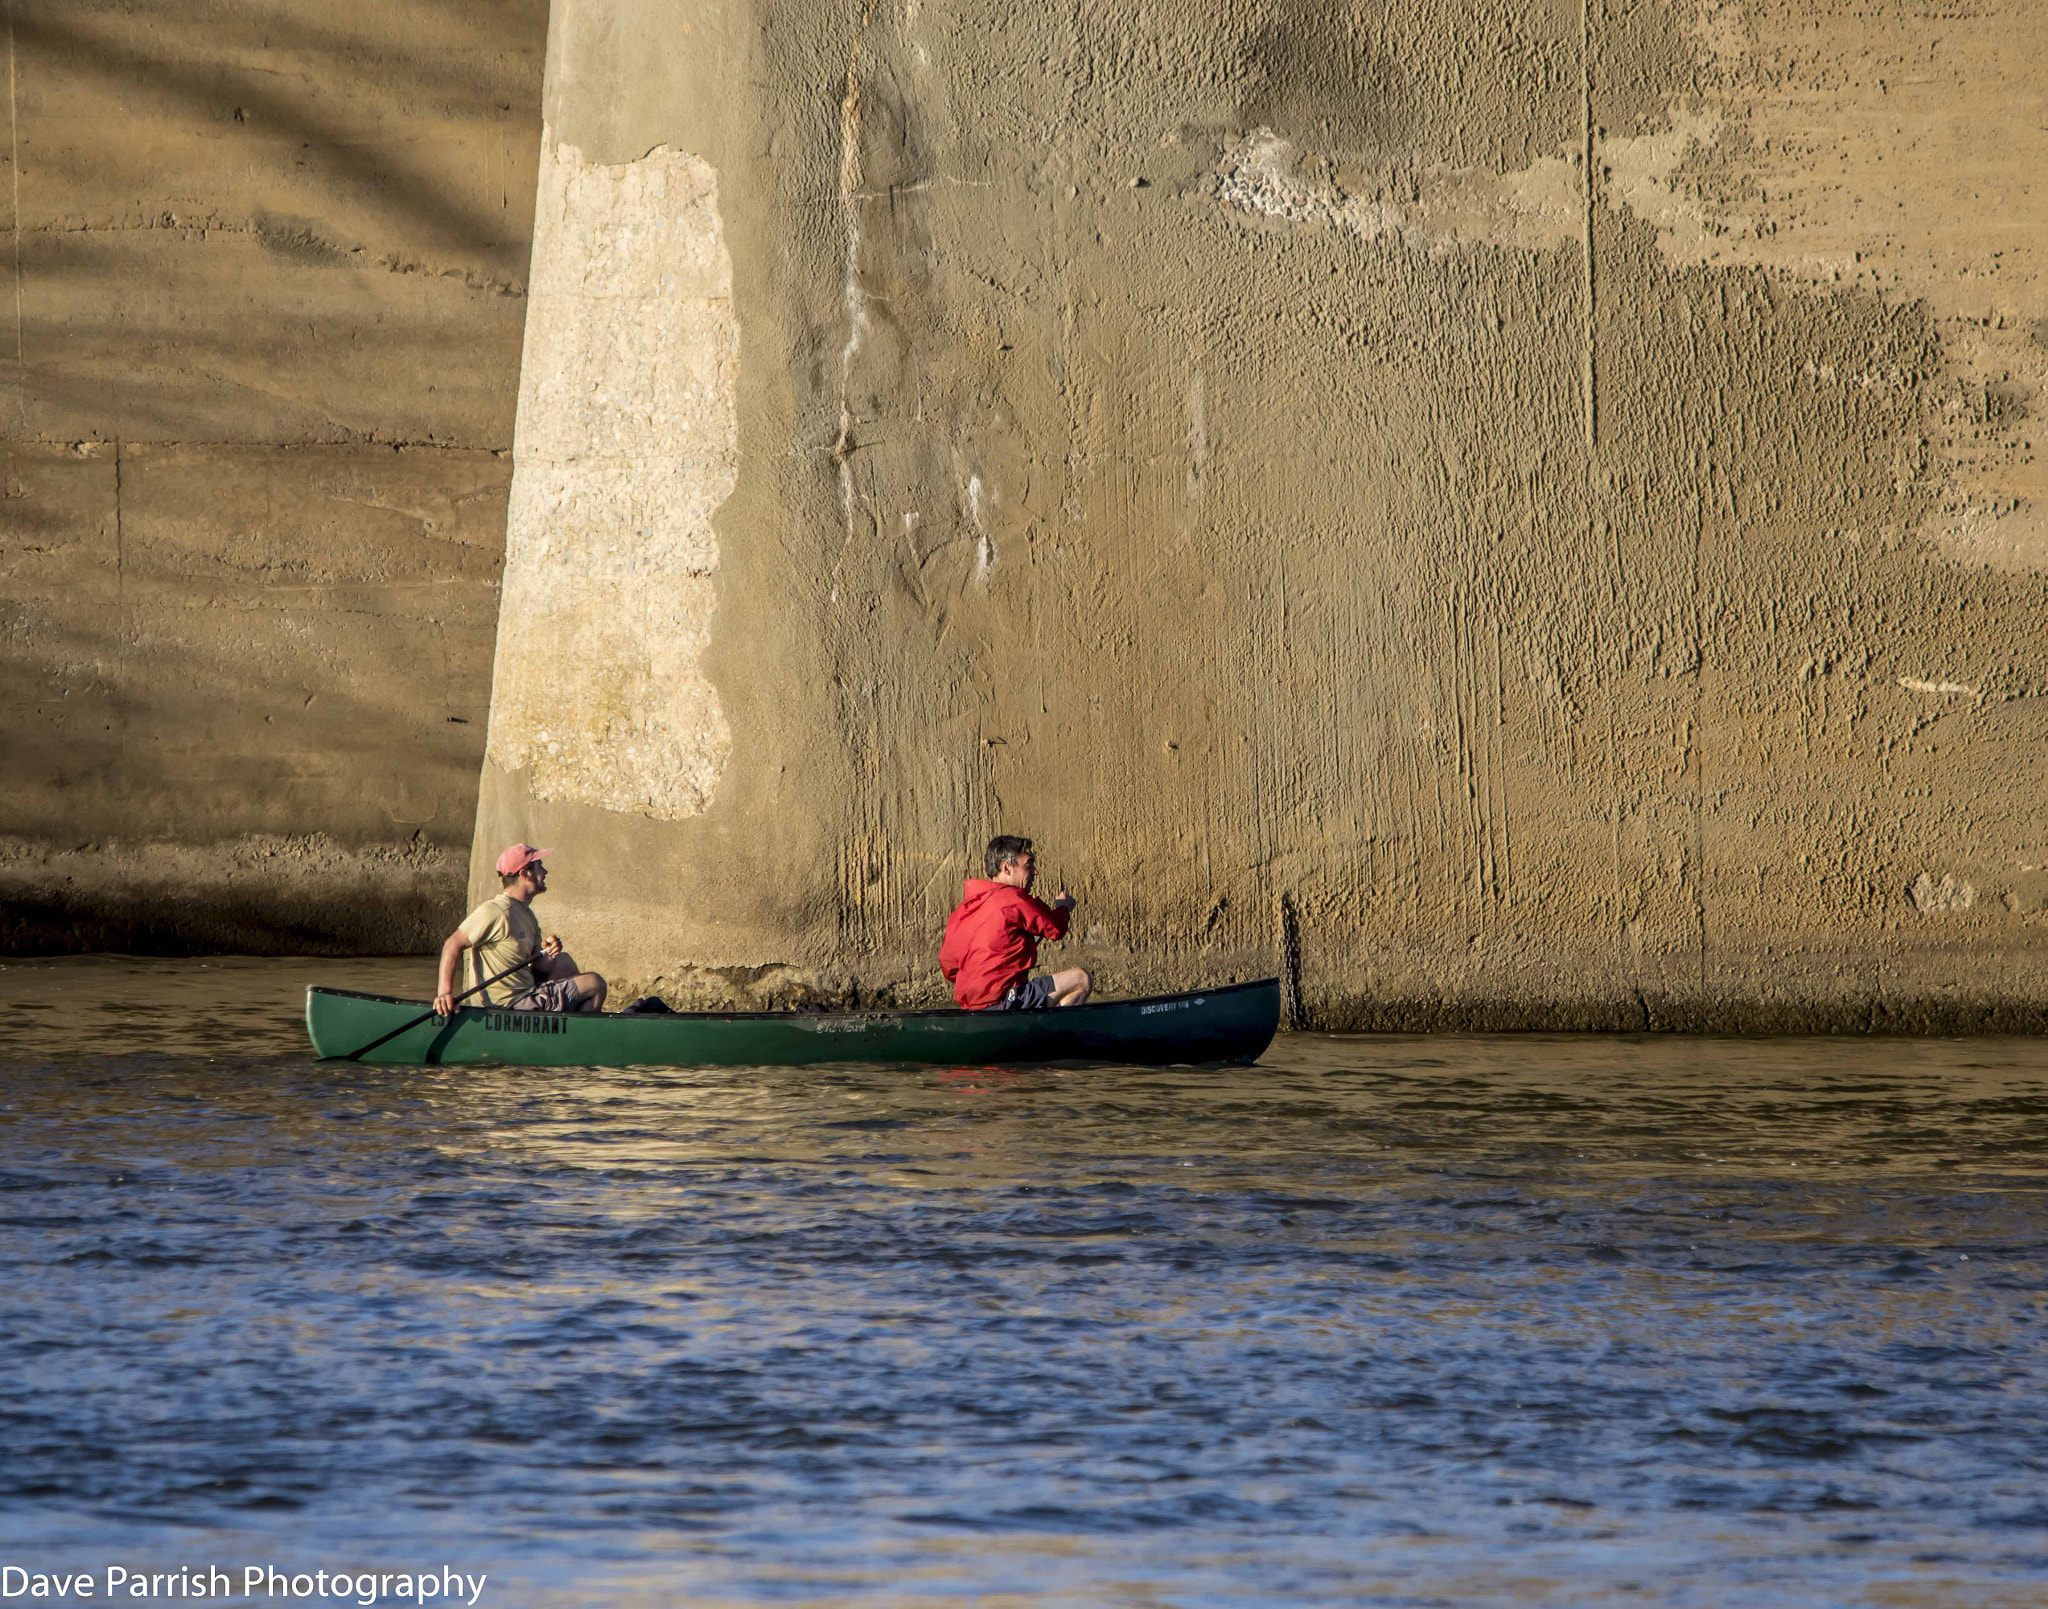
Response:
[305,978,1280,1068]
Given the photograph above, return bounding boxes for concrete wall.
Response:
[476,0,2048,1028]
[1,0,547,953]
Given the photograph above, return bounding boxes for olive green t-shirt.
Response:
[456,892,541,1004]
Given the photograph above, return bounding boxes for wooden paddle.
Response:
[330,953,540,1063]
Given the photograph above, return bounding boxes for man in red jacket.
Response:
[940,835,1094,1010]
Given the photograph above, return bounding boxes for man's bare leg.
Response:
[1049,967,1092,1007]
[539,951,608,1012]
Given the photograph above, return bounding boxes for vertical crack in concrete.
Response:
[828,0,884,603]
[113,439,125,767]
[1493,612,1512,900]
[6,0,21,366]
[1583,0,1630,995]
[1580,0,1597,449]
[1691,475,1709,1002]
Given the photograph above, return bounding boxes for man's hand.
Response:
[433,990,456,1018]
[542,935,562,960]
[1053,891,1076,912]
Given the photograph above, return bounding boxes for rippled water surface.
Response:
[3,956,2047,1606]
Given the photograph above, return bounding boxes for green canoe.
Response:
[305,978,1281,1068]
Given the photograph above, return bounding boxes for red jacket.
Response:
[939,879,1071,1009]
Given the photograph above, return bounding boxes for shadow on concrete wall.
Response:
[11,7,539,257]
[0,0,549,955]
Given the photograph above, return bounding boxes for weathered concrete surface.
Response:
[488,137,737,821]
[477,0,2048,1028]
[2,0,548,952]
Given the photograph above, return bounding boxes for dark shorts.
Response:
[508,977,583,1013]
[986,975,1058,1012]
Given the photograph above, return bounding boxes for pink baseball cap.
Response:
[495,843,554,877]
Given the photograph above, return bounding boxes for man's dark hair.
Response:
[500,870,524,888]
[984,835,1033,879]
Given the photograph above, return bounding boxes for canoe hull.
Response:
[305,979,1281,1068]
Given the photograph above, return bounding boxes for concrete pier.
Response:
[477,0,2048,1027]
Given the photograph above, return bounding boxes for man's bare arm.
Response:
[1029,890,1077,939]
[433,929,471,1017]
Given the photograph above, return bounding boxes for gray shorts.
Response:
[507,977,583,1013]
[987,975,1058,1012]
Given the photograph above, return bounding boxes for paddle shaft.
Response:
[330,952,540,1062]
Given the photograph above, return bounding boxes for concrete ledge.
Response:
[0,834,462,956]
[584,947,2048,1037]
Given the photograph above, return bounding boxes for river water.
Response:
[2,955,2045,1607]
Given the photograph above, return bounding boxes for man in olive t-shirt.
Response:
[431,844,607,1016]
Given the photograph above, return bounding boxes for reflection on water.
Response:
[2,956,2046,1606]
